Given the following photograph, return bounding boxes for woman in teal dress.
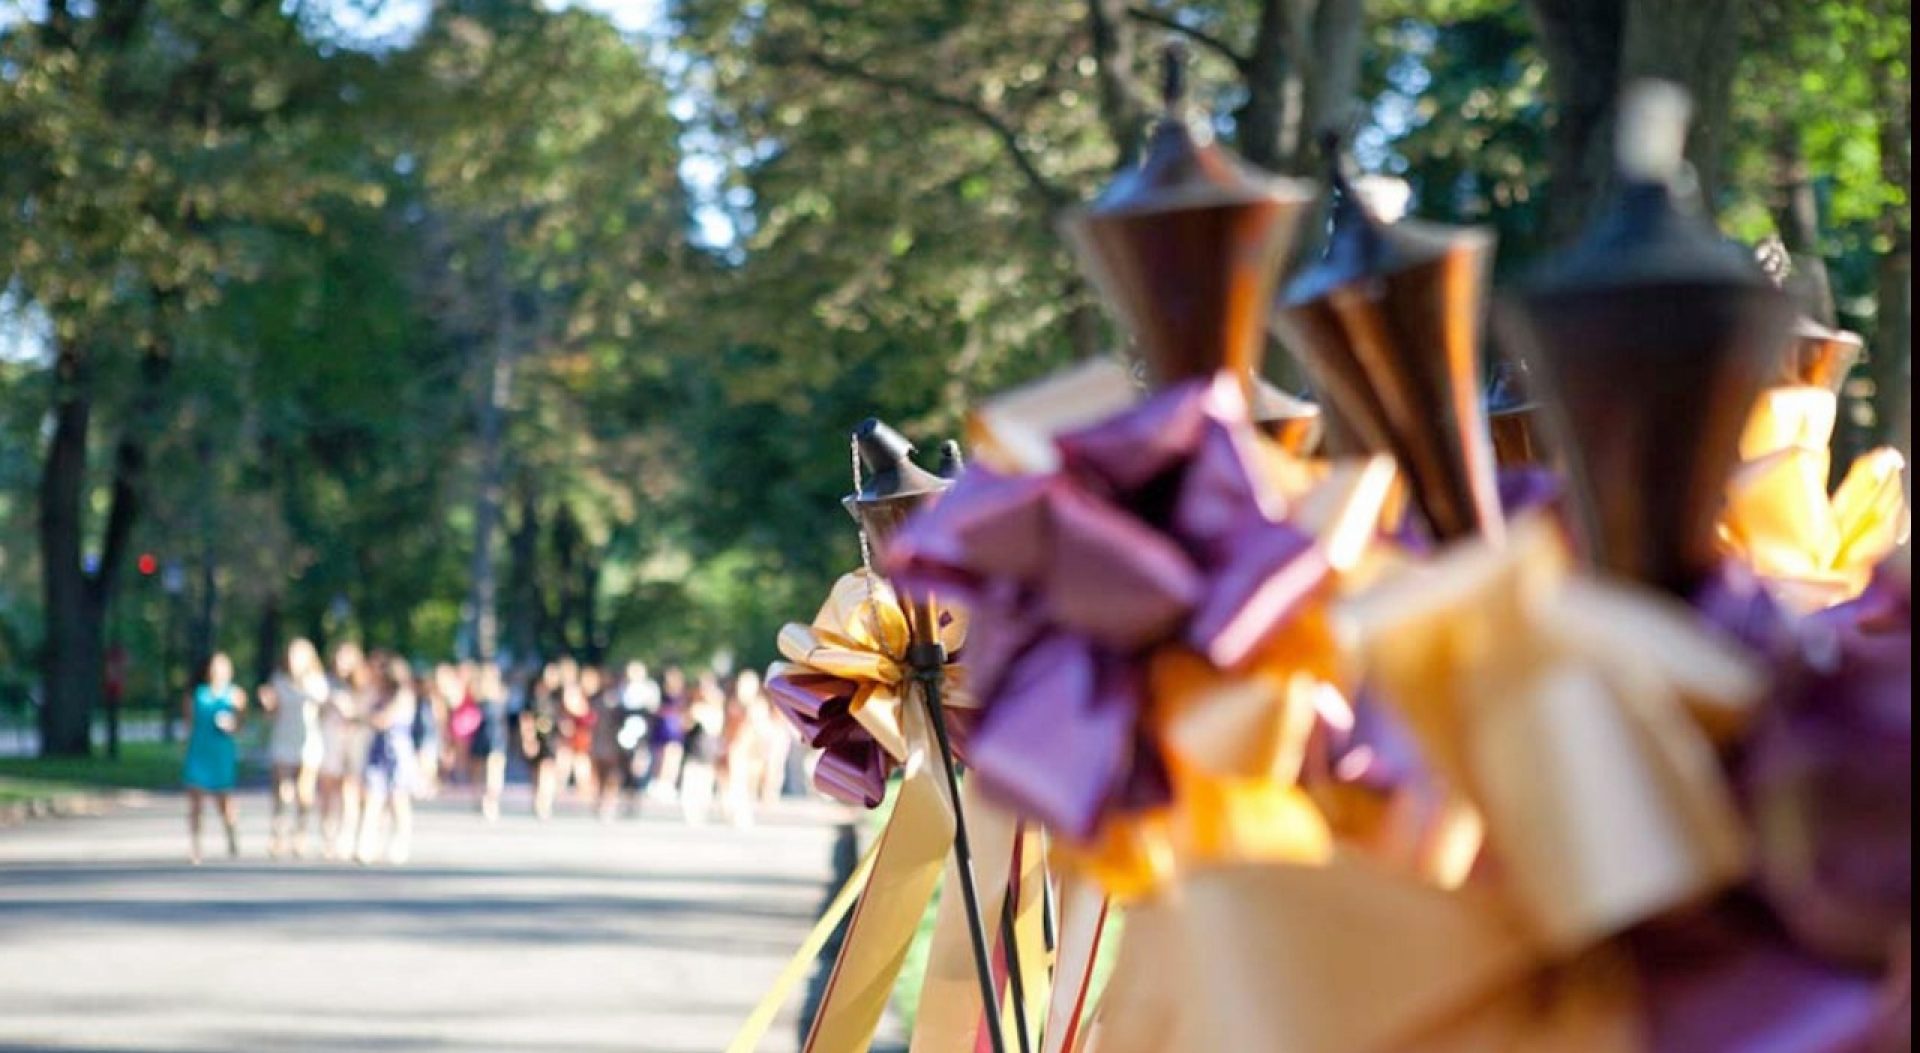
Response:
[183,653,248,864]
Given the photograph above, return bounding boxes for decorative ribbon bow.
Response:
[1720,384,1910,613]
[767,569,967,807]
[891,366,1401,897]
[1087,514,1911,1052]
[745,570,1044,1053]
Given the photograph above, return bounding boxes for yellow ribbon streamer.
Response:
[727,836,883,1053]
[1040,875,1110,1053]
[745,569,986,1053]
[805,756,956,1053]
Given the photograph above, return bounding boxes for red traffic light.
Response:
[137,553,158,576]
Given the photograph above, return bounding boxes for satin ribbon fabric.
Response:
[892,370,1399,897]
[1087,515,1906,1052]
[1720,384,1910,613]
[753,569,1044,1053]
[767,569,968,807]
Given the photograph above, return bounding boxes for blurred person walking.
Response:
[720,670,774,826]
[411,662,446,799]
[621,661,661,796]
[183,653,247,865]
[679,671,726,825]
[468,663,509,821]
[564,663,598,799]
[587,666,638,821]
[262,638,328,859]
[752,667,794,804]
[318,643,371,861]
[647,666,689,802]
[520,663,565,820]
[357,654,419,865]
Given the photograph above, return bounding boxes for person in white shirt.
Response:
[261,638,328,858]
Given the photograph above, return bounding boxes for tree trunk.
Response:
[581,555,604,665]
[37,341,165,756]
[38,343,95,756]
[551,503,582,658]
[1528,0,1626,242]
[1235,0,1292,173]
[466,223,514,663]
[1874,235,1911,463]
[1619,0,1741,202]
[1529,0,1746,239]
[1869,3,1911,470]
[1087,0,1151,170]
[254,593,282,687]
[506,485,542,665]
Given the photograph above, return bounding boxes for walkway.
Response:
[0,791,866,1052]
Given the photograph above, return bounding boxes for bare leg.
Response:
[316,774,342,859]
[681,761,715,826]
[388,794,413,864]
[186,789,205,865]
[760,741,789,804]
[482,751,505,822]
[533,759,557,820]
[652,743,684,801]
[218,793,240,858]
[573,751,594,800]
[337,777,364,860]
[269,765,295,857]
[355,787,386,864]
[294,762,318,857]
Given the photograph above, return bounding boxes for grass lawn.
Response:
[0,739,189,805]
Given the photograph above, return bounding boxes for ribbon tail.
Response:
[910,777,1024,1053]
[727,835,882,1053]
[1041,874,1110,1053]
[804,766,956,1053]
[1079,898,1194,1053]
[1011,825,1052,1048]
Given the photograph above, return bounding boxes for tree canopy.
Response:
[1,0,1909,752]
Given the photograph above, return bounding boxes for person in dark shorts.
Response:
[647,666,689,802]
[519,663,564,820]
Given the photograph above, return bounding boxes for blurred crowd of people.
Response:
[179,639,798,865]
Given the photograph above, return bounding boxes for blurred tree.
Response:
[392,0,690,664]
[0,0,376,754]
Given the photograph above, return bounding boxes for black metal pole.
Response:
[996,837,1036,1052]
[911,640,1027,1053]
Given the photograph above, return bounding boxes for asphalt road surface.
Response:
[0,789,870,1053]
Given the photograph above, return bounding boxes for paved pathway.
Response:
[0,790,871,1053]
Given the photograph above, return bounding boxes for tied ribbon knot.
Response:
[766,569,969,807]
[892,367,1401,896]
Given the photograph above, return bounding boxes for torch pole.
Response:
[909,599,1032,1053]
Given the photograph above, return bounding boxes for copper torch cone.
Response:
[1252,377,1324,454]
[1272,141,1503,542]
[1756,237,1866,394]
[1497,81,1793,594]
[1061,45,1313,390]
[1486,356,1547,467]
[843,418,951,563]
[1787,318,1865,394]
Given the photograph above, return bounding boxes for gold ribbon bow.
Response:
[1050,456,1404,901]
[1085,515,1765,1053]
[741,571,1059,1053]
[1721,384,1911,613]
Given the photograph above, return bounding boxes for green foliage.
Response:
[0,0,1909,701]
